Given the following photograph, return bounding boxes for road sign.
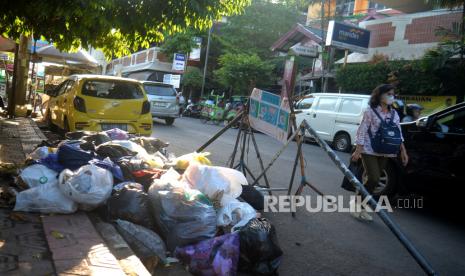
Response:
[290,45,318,57]
[172,53,186,71]
[326,20,371,54]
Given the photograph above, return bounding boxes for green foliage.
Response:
[214,53,274,95]
[217,0,303,59]
[182,67,203,89]
[161,29,202,58]
[0,0,251,58]
[336,60,441,95]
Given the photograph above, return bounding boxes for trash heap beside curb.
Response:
[11,128,283,276]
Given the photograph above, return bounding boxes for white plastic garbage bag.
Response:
[217,195,257,232]
[101,140,149,159]
[58,164,113,209]
[182,163,246,199]
[27,146,55,160]
[14,182,77,214]
[19,164,58,188]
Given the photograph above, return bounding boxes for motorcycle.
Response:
[183,102,202,118]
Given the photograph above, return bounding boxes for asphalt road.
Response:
[152,117,465,276]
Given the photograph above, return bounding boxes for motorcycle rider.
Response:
[402,104,423,123]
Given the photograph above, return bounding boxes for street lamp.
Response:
[200,17,227,98]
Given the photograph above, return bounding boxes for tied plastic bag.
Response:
[19,164,58,188]
[115,219,167,263]
[182,163,245,200]
[105,128,130,140]
[175,232,240,276]
[130,137,169,154]
[238,218,283,275]
[217,195,257,232]
[27,146,56,160]
[14,182,77,214]
[175,152,212,170]
[148,183,217,251]
[58,164,113,209]
[107,183,154,228]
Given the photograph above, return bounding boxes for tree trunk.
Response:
[461,3,465,62]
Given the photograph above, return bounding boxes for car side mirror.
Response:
[416,117,428,129]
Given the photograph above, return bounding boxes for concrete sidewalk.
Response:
[0,117,149,276]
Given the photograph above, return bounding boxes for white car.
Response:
[141,81,180,125]
[295,93,370,152]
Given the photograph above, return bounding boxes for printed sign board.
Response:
[249,88,291,144]
[396,95,457,116]
[326,20,370,54]
[189,37,202,61]
[290,45,318,58]
[163,74,181,89]
[172,53,186,71]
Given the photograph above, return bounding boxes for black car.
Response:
[353,102,465,198]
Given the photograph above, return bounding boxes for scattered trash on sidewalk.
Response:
[5,127,282,275]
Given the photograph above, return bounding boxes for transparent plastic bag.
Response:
[182,163,245,200]
[19,164,58,188]
[58,164,113,209]
[217,195,257,232]
[14,182,77,214]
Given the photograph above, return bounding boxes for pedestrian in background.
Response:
[351,84,409,221]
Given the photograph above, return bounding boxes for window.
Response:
[62,80,75,95]
[316,97,337,111]
[143,84,177,97]
[369,2,387,11]
[297,98,314,110]
[339,99,363,114]
[82,80,144,99]
[54,81,68,96]
[435,108,465,134]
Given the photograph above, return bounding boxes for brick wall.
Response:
[366,22,396,48]
[404,12,462,44]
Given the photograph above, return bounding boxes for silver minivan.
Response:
[141,81,180,125]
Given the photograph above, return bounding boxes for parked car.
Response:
[46,75,152,135]
[353,102,465,197]
[141,81,180,125]
[295,93,370,152]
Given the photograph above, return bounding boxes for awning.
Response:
[0,37,16,52]
[36,45,98,67]
[271,23,324,52]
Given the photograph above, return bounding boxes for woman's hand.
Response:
[400,144,409,166]
[351,145,363,162]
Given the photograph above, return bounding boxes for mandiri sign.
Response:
[172,53,186,71]
[249,89,291,144]
[326,20,370,54]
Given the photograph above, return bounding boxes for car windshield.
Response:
[82,80,144,99]
[144,84,177,97]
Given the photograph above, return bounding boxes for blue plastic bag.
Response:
[89,158,124,182]
[57,142,97,170]
[37,153,65,173]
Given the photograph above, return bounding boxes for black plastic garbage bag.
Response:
[341,161,363,192]
[96,144,136,161]
[116,157,151,182]
[237,218,283,275]
[130,137,169,154]
[148,183,217,251]
[239,185,265,211]
[115,219,167,264]
[57,141,97,170]
[82,132,111,146]
[65,131,96,140]
[107,182,154,228]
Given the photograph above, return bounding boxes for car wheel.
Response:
[46,110,58,132]
[165,118,175,126]
[333,132,351,152]
[362,161,398,198]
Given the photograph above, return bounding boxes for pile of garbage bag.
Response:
[10,128,282,275]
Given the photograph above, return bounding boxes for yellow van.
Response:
[46,75,152,135]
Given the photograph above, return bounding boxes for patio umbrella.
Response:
[36,45,98,67]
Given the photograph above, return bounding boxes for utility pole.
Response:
[200,26,212,99]
[320,0,326,92]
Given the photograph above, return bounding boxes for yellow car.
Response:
[46,75,152,135]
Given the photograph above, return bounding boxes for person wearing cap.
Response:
[402,104,424,123]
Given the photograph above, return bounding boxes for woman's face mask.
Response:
[382,91,395,105]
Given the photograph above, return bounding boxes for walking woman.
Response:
[351,84,409,221]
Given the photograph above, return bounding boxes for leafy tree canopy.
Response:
[0,0,251,58]
[182,67,203,89]
[214,52,274,95]
[217,0,304,59]
[160,29,202,58]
